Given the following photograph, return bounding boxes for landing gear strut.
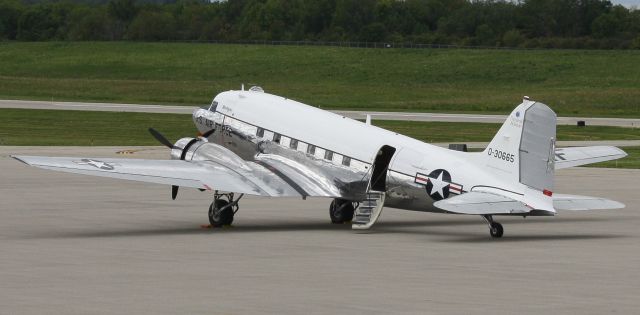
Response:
[482,215,503,238]
[208,191,243,227]
[329,199,356,224]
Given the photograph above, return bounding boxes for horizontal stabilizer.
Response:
[433,191,531,215]
[555,146,627,169]
[553,194,625,210]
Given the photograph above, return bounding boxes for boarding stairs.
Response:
[351,189,386,230]
[351,145,394,230]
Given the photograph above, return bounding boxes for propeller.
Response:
[148,127,184,200]
[148,127,175,149]
[201,128,216,139]
[171,185,179,200]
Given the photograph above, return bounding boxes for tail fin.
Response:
[482,98,557,210]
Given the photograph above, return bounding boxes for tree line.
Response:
[1,0,640,49]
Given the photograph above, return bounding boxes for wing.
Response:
[12,155,301,197]
[555,146,627,169]
[553,193,625,210]
[433,191,532,215]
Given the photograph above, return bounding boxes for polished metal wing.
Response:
[12,155,302,197]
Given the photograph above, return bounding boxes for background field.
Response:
[1,108,637,168]
[1,42,639,117]
[4,109,640,146]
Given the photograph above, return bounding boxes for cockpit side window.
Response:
[209,101,218,112]
[201,100,218,111]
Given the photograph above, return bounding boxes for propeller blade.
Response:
[201,128,216,138]
[148,128,174,149]
[171,185,179,200]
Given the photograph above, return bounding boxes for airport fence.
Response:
[160,39,537,50]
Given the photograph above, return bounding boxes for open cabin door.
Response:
[369,145,397,192]
[353,145,396,230]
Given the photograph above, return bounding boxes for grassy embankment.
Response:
[1,42,639,117]
[1,108,637,168]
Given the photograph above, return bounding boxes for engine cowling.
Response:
[170,137,201,161]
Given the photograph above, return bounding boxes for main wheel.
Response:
[208,199,234,227]
[489,222,503,238]
[329,199,355,224]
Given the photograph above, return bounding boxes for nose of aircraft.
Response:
[192,107,201,123]
[192,108,207,133]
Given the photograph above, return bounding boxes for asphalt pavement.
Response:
[1,146,639,314]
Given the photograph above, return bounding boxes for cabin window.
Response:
[324,150,334,161]
[210,101,218,112]
[342,156,351,166]
[307,145,316,155]
[273,133,281,144]
[256,128,264,137]
[290,139,298,150]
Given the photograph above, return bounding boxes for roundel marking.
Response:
[425,169,452,201]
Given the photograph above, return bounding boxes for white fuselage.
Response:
[193,90,521,212]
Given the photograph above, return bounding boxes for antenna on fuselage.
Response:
[366,114,372,125]
[241,83,245,91]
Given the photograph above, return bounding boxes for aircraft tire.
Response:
[489,222,503,238]
[209,199,234,227]
[329,199,354,224]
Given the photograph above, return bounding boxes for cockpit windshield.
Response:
[201,100,218,112]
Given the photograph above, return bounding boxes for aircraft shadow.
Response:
[18,216,623,241]
[442,234,625,243]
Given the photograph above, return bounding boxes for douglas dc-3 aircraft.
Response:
[13,87,628,237]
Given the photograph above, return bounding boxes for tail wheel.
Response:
[209,199,234,227]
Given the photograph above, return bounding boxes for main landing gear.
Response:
[208,192,243,227]
[482,215,504,238]
[329,199,356,224]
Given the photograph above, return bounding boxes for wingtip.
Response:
[612,200,626,209]
[619,148,628,158]
[10,155,30,165]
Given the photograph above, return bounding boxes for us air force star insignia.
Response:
[73,158,115,170]
[414,169,463,201]
[425,169,451,200]
[427,171,449,200]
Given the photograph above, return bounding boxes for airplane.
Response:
[12,87,628,238]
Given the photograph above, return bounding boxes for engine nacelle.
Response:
[171,137,254,172]
[170,137,200,160]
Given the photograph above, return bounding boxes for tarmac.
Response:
[1,146,639,314]
[2,99,639,127]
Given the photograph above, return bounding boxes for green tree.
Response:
[474,24,495,45]
[0,0,24,39]
[502,29,525,47]
[17,5,60,40]
[108,0,137,23]
[68,7,111,40]
[127,10,176,40]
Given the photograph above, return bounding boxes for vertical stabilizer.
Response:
[482,99,557,211]
[482,100,532,183]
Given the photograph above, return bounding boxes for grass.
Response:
[1,42,640,117]
[0,109,196,146]
[373,120,640,143]
[1,108,636,168]
[3,109,640,146]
